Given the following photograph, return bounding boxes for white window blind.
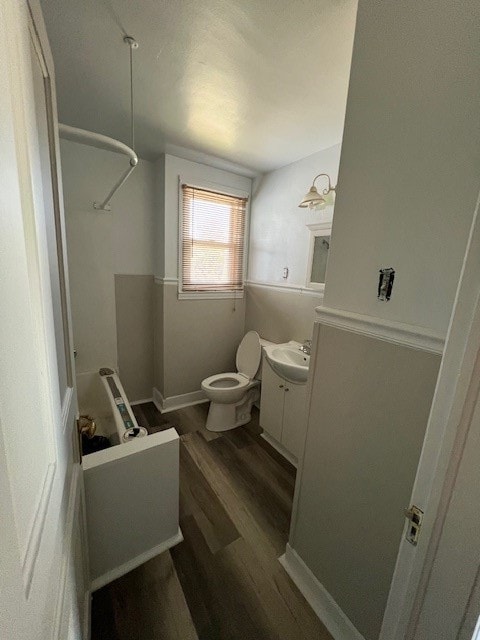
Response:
[180,184,247,293]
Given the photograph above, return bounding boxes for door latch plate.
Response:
[404,505,423,545]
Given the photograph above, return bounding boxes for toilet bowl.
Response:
[201,331,261,432]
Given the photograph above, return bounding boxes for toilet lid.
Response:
[236,331,261,379]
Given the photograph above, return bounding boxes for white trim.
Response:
[154,276,178,285]
[471,615,480,640]
[177,176,250,300]
[178,290,245,300]
[315,305,445,355]
[22,463,56,595]
[306,221,333,232]
[152,386,164,413]
[246,280,325,298]
[179,177,250,200]
[61,385,73,433]
[129,397,153,406]
[90,528,183,592]
[164,145,258,179]
[306,224,331,291]
[52,464,80,639]
[260,432,297,467]
[81,427,179,470]
[153,387,208,413]
[279,544,365,640]
[157,277,246,300]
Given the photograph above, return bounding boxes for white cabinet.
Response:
[259,359,308,462]
[259,360,285,441]
[281,382,308,459]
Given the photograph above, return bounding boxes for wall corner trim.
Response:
[153,387,208,413]
[314,306,445,354]
[279,544,365,640]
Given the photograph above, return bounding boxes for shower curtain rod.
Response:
[58,36,139,211]
[58,123,138,212]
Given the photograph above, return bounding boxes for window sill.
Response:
[178,291,245,301]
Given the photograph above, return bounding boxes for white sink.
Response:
[263,341,310,383]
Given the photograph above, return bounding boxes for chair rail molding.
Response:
[246,280,324,298]
[315,306,445,355]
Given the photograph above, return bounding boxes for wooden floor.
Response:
[91,402,331,640]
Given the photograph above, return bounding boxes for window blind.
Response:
[181,184,247,293]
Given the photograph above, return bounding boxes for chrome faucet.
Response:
[301,339,312,355]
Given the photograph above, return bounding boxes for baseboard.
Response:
[261,432,298,467]
[153,386,208,413]
[279,544,365,640]
[152,387,164,412]
[91,528,184,592]
[130,397,153,406]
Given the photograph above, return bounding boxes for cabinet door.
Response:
[260,360,285,442]
[282,382,307,460]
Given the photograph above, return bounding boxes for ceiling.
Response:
[40,0,357,173]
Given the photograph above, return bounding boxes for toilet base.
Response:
[205,386,260,432]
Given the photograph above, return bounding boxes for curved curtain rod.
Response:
[58,123,138,212]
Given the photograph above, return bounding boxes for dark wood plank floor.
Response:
[91,402,331,640]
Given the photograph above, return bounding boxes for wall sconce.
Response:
[298,173,336,210]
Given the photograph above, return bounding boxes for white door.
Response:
[380,192,480,639]
[0,1,87,638]
[413,373,480,639]
[260,360,286,441]
[282,382,307,460]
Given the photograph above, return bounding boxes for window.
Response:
[180,184,248,296]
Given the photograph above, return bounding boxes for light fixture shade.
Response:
[298,186,326,209]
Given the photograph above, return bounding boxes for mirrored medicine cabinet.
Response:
[306,222,331,291]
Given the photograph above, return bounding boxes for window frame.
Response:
[177,178,250,300]
[305,221,332,292]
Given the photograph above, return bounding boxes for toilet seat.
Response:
[202,372,250,391]
[236,331,261,379]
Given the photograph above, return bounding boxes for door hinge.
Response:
[404,505,424,545]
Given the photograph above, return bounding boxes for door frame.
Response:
[28,0,76,399]
[380,189,480,639]
[0,0,88,637]
[27,2,90,633]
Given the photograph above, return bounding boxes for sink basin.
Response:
[264,341,310,383]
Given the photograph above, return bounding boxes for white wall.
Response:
[61,139,156,414]
[245,144,341,343]
[248,144,341,287]
[324,0,480,335]
[289,1,480,639]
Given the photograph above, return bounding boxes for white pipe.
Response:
[95,164,137,211]
[99,369,147,443]
[59,123,137,162]
[58,123,138,211]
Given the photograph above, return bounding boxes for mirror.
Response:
[306,223,331,291]
[311,236,330,283]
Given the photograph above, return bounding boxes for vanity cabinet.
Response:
[259,359,307,462]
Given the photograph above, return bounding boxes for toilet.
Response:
[201,331,262,432]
